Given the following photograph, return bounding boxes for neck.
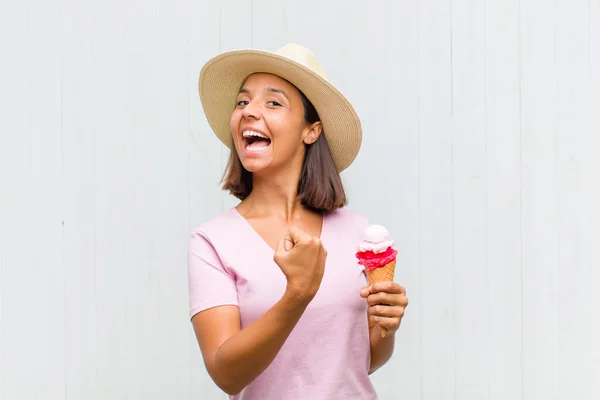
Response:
[244,165,308,222]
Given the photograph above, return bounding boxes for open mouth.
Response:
[242,130,272,152]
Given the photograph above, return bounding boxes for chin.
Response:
[239,157,271,173]
[237,146,274,173]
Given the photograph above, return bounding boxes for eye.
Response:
[236,100,249,107]
[268,100,282,107]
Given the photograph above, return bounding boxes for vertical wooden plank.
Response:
[59,0,99,398]
[90,0,133,396]
[0,2,36,399]
[589,1,600,397]
[123,2,163,392]
[485,0,523,398]
[554,1,593,398]
[451,0,489,398]
[520,0,559,397]
[417,0,455,398]
[120,1,160,392]
[26,1,66,398]
[373,0,422,399]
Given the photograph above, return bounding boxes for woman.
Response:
[188,43,408,399]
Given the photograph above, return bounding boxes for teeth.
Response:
[242,130,268,139]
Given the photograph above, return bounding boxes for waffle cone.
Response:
[365,260,396,286]
[365,260,396,337]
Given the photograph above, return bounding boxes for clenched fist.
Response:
[273,226,327,303]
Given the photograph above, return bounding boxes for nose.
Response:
[241,99,262,120]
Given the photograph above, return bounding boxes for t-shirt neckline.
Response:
[229,207,328,253]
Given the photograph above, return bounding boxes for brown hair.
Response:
[221,89,347,212]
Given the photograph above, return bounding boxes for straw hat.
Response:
[197,43,362,172]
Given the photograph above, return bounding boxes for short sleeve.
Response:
[188,230,238,320]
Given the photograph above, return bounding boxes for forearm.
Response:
[368,326,395,374]
[213,292,309,394]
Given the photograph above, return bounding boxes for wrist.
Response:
[283,284,314,308]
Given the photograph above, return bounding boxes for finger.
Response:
[374,316,401,331]
[400,294,409,308]
[368,304,405,318]
[317,244,327,274]
[318,242,327,259]
[360,286,370,298]
[367,292,403,306]
[367,314,399,331]
[369,281,403,295]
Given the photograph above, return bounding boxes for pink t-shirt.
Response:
[188,207,378,400]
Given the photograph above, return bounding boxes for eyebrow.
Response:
[238,87,289,100]
[265,87,288,99]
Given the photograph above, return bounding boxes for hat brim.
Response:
[198,49,362,172]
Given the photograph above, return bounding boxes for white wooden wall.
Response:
[1,0,598,399]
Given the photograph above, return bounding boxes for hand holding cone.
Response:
[356,225,398,337]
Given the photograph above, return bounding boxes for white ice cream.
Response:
[357,224,395,254]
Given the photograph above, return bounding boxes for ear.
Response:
[303,121,323,145]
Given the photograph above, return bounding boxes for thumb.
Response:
[286,226,302,245]
[284,236,294,251]
[275,230,295,255]
[274,236,288,256]
[285,227,303,251]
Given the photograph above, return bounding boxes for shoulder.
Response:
[191,208,238,233]
[325,207,370,234]
[189,208,240,246]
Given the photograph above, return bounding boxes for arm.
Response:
[190,227,326,395]
[192,291,310,395]
[367,319,396,374]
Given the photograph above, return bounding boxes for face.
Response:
[230,73,322,174]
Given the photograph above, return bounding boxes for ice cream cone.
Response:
[356,225,399,338]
